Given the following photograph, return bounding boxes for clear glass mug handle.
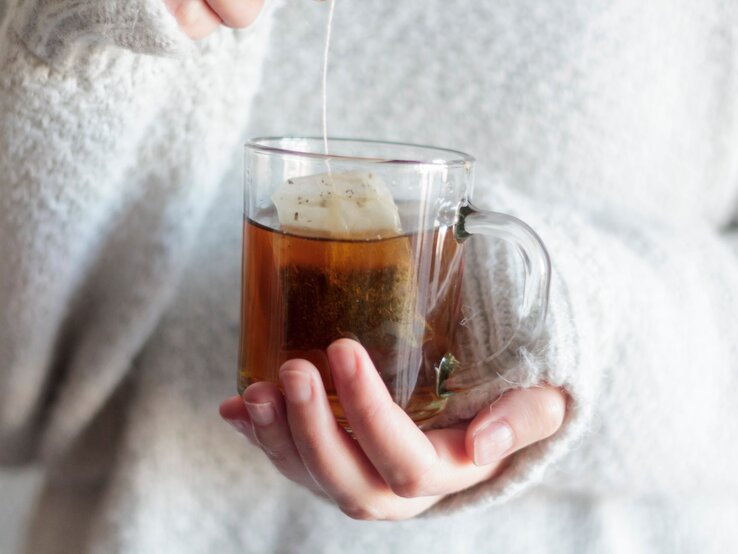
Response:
[443,202,551,392]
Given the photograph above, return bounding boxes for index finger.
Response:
[327,339,443,496]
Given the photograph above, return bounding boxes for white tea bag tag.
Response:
[271,171,402,238]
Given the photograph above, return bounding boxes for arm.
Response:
[8,0,266,65]
[0,0,270,466]
[441,185,738,505]
[8,0,189,65]
[221,183,738,517]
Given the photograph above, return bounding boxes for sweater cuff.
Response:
[424,193,597,515]
[11,0,191,66]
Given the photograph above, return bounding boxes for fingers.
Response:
[206,0,265,29]
[328,339,503,497]
[231,357,442,520]
[326,340,440,496]
[221,343,568,521]
[166,0,222,39]
[166,0,264,40]
[219,395,257,444]
[465,385,567,466]
[279,358,440,520]
[240,382,323,494]
[277,359,391,512]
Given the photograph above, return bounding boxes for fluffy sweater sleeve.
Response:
[8,0,190,64]
[429,185,738,513]
[0,0,273,466]
[2,0,737,521]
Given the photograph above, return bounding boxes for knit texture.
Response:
[0,0,275,465]
[1,0,738,552]
[11,0,190,65]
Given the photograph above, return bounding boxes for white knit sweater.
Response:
[1,0,738,553]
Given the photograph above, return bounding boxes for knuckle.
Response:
[389,479,424,499]
[341,390,385,428]
[388,465,437,498]
[353,398,384,424]
[339,503,383,521]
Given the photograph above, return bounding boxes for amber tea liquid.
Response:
[239,208,464,426]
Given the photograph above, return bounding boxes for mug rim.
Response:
[245,136,476,168]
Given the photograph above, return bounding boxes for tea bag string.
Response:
[322,0,336,156]
[321,0,347,234]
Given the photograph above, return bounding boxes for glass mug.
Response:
[239,137,550,427]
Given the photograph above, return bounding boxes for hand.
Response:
[164,0,265,39]
[220,339,566,520]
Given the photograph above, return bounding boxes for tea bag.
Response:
[272,170,429,409]
[271,171,402,238]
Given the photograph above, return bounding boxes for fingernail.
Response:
[328,343,357,380]
[244,401,275,427]
[281,371,312,404]
[473,421,514,465]
[224,417,251,437]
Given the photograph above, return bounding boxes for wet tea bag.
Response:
[272,169,428,410]
[271,170,402,239]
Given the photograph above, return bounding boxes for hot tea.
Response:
[238,207,464,425]
[242,138,551,426]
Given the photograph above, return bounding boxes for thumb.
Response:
[465,386,567,466]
